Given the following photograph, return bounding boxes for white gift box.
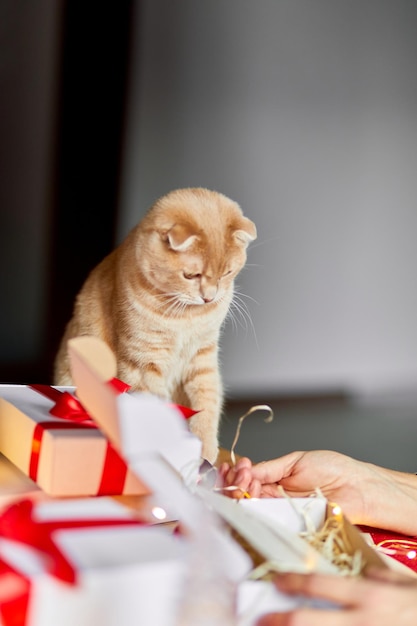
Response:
[28,527,186,626]
[237,580,306,626]
[0,497,188,626]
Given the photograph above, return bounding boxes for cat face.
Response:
[136,188,256,309]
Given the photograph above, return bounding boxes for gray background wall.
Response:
[118,0,417,400]
[1,1,417,403]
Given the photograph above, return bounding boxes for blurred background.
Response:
[1,1,417,470]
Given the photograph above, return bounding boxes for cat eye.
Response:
[183,272,202,280]
[222,270,233,278]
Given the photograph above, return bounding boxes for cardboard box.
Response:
[0,385,149,497]
[197,489,391,576]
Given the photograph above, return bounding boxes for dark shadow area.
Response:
[0,1,136,384]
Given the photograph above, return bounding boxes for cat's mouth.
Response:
[177,294,220,306]
[194,295,221,306]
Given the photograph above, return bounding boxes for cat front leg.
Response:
[116,359,171,401]
[188,408,221,465]
[181,350,223,464]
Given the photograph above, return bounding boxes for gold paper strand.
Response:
[230,404,274,466]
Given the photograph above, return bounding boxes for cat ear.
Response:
[233,217,257,247]
[165,224,199,252]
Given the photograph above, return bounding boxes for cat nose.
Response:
[201,280,217,303]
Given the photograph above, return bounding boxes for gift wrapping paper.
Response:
[0,497,187,626]
[0,385,148,497]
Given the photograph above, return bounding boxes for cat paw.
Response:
[201,441,219,465]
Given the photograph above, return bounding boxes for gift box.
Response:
[0,385,149,497]
[0,496,189,626]
[241,496,390,574]
[237,579,334,626]
[0,493,340,626]
[196,489,391,577]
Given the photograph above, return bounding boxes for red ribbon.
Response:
[106,379,199,419]
[0,499,144,584]
[27,382,197,494]
[359,525,417,573]
[170,404,199,419]
[28,385,128,495]
[0,560,30,626]
[0,498,145,626]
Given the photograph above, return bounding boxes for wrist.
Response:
[361,464,417,534]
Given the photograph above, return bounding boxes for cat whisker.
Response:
[242,263,262,269]
[152,293,176,312]
[225,305,239,333]
[233,289,260,307]
[228,292,259,349]
[227,304,247,335]
[228,297,250,331]
[248,235,280,251]
[163,296,186,318]
[152,292,187,318]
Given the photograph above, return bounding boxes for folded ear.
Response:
[233,216,257,246]
[164,223,199,251]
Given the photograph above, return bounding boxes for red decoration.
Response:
[0,560,30,626]
[27,381,197,493]
[28,385,128,495]
[0,499,145,626]
[107,378,199,419]
[359,525,417,573]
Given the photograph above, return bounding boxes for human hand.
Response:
[218,450,371,522]
[256,569,417,626]
[218,450,417,533]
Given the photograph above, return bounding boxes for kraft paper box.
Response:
[0,385,148,497]
[238,497,417,576]
[0,497,188,626]
[197,489,392,576]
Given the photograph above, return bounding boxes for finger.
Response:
[365,565,417,586]
[216,462,231,481]
[252,453,304,484]
[231,467,254,494]
[274,572,367,606]
[246,477,262,498]
[260,483,285,498]
[256,613,289,626]
[217,458,252,485]
[215,464,236,489]
[215,467,254,499]
[234,457,253,471]
[257,607,354,626]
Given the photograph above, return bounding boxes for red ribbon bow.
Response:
[28,384,129,495]
[27,381,198,495]
[0,498,145,626]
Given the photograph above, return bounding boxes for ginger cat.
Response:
[53,188,257,463]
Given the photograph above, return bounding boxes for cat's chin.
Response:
[189,299,221,307]
[178,296,213,306]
